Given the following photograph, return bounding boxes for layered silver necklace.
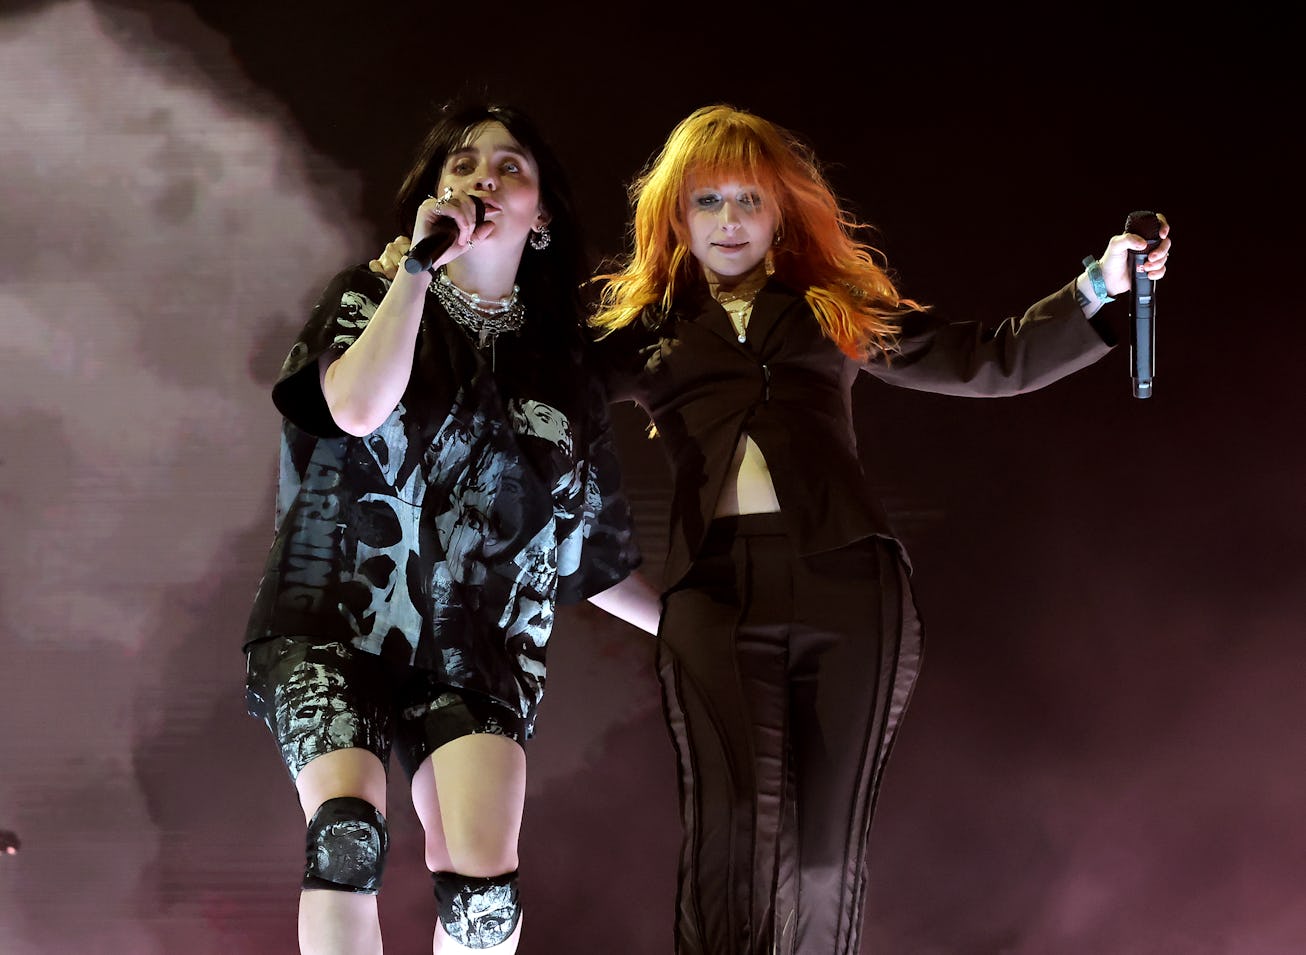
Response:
[428,268,527,355]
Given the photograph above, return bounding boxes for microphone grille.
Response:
[1124,210,1162,241]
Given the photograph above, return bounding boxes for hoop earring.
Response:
[528,226,552,251]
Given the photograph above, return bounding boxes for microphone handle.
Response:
[403,219,459,274]
[1124,210,1162,399]
[403,196,487,275]
[1128,249,1156,399]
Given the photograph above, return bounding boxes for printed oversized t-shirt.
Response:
[245,265,639,734]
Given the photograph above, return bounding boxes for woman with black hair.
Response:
[243,103,655,955]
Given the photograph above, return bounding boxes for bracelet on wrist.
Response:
[1081,255,1114,304]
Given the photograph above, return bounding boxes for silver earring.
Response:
[528,225,552,251]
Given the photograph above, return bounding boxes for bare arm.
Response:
[587,570,662,636]
[319,268,430,436]
[327,194,489,436]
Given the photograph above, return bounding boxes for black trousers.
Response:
[657,513,924,955]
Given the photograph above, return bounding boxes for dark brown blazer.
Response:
[595,277,1115,589]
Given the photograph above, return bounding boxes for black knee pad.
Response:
[432,869,521,948]
[302,796,389,894]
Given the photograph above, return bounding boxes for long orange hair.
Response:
[590,105,926,359]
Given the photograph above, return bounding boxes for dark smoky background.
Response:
[1,2,1302,953]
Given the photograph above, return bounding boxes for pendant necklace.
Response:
[713,279,764,344]
[721,296,754,343]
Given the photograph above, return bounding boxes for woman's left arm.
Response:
[868,217,1174,397]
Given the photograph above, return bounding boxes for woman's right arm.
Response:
[328,194,488,435]
[318,267,430,436]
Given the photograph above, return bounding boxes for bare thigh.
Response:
[410,734,526,875]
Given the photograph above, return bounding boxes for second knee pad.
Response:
[302,796,389,894]
[432,869,521,948]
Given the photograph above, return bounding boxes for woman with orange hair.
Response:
[587,104,1172,955]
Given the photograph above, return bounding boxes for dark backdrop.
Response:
[1,2,1302,953]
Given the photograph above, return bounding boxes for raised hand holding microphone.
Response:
[1079,213,1172,397]
[403,187,489,275]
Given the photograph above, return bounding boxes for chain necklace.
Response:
[721,297,755,343]
[428,269,527,360]
[711,276,765,343]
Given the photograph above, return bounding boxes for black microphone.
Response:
[1124,210,1162,399]
[403,195,486,275]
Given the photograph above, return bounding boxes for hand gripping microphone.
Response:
[1124,210,1162,398]
[404,195,486,275]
